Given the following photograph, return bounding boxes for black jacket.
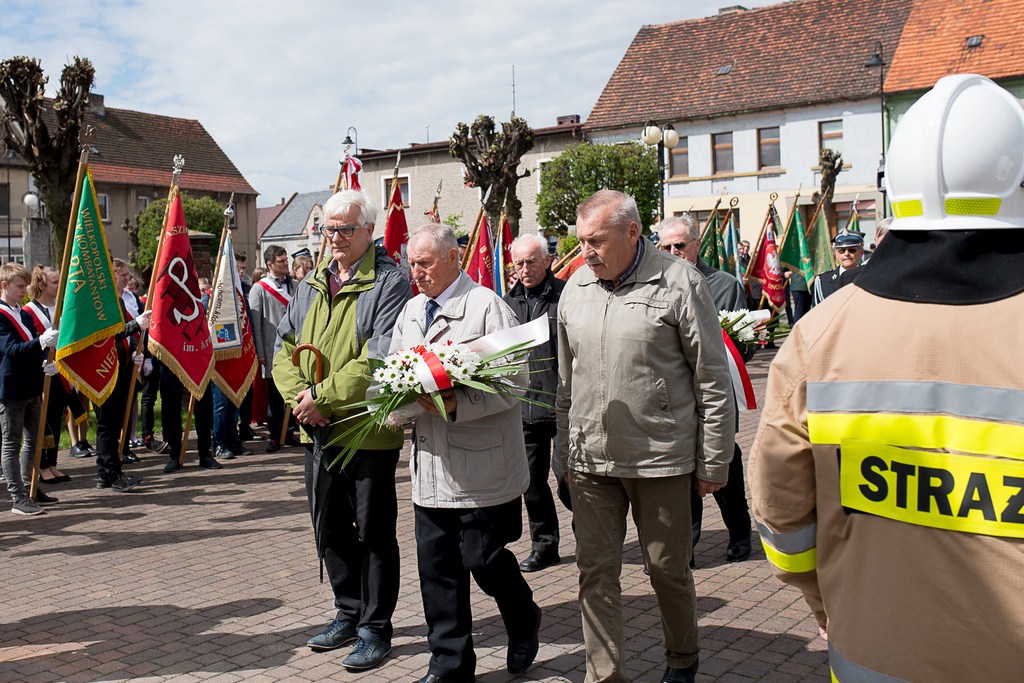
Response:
[503,271,564,424]
[0,303,45,401]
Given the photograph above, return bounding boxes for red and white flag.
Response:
[342,154,362,191]
[465,215,495,290]
[208,232,257,405]
[148,192,214,398]
[747,221,787,310]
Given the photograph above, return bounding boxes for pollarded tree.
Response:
[819,148,844,231]
[449,115,533,237]
[0,56,95,259]
[536,141,659,233]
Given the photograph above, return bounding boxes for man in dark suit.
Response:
[812,230,864,304]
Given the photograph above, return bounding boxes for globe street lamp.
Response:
[642,121,680,222]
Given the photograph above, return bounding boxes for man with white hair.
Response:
[273,189,413,672]
[657,214,752,565]
[503,232,567,573]
[390,222,541,683]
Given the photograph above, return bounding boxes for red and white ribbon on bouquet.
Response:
[411,346,454,393]
[721,329,757,411]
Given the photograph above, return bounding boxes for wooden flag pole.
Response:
[744,192,778,288]
[317,152,351,262]
[552,242,581,277]
[776,185,803,255]
[117,156,184,460]
[427,179,443,220]
[719,197,740,236]
[29,128,95,500]
[697,195,724,243]
[804,193,828,241]
[179,195,235,466]
[460,187,492,271]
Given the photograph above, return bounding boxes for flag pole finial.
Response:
[730,197,740,208]
[224,192,236,228]
[171,155,185,185]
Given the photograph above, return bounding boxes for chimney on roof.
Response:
[718,5,747,13]
[88,93,105,116]
[557,114,581,126]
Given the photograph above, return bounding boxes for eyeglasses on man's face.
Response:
[835,246,862,255]
[319,224,363,239]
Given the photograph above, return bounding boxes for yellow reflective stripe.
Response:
[891,199,923,218]
[759,538,817,573]
[945,197,1001,216]
[840,440,1024,539]
[807,412,1024,460]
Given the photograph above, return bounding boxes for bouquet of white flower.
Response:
[326,317,551,470]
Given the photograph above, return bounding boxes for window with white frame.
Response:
[819,120,844,157]
[382,176,410,209]
[97,193,110,222]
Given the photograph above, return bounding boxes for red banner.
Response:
[465,216,495,290]
[748,223,787,310]
[383,179,409,264]
[555,252,585,281]
[147,191,214,398]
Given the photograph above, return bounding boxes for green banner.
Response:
[807,207,836,280]
[55,167,125,404]
[698,212,721,267]
[778,209,814,282]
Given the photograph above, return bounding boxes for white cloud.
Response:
[2,0,777,206]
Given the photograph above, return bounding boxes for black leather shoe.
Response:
[199,455,223,469]
[415,674,476,683]
[237,446,254,455]
[726,537,752,563]
[519,550,560,573]
[662,657,699,683]
[266,440,281,453]
[163,459,182,473]
[306,618,357,652]
[121,452,141,464]
[69,442,92,458]
[507,602,541,675]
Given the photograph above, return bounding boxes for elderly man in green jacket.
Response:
[272,189,412,673]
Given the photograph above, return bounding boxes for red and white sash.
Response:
[24,300,53,334]
[257,278,291,308]
[0,304,35,342]
[721,330,757,411]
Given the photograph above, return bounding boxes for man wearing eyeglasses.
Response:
[657,215,752,566]
[272,190,413,672]
[503,232,568,574]
[250,244,297,452]
[812,230,864,305]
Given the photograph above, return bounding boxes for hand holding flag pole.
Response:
[29,127,95,500]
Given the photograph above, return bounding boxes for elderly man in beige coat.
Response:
[556,190,736,683]
[388,222,541,683]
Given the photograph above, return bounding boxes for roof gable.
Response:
[885,0,1024,93]
[261,189,333,239]
[586,0,912,130]
[81,103,257,195]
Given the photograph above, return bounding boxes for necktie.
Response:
[424,299,440,333]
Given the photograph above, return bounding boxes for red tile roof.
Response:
[885,0,1024,93]
[586,0,913,131]
[81,102,257,195]
[257,200,289,239]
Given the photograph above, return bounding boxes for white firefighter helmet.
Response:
[885,74,1024,230]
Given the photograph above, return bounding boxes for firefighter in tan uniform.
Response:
[749,74,1024,683]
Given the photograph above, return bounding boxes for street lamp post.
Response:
[865,41,887,215]
[641,121,680,221]
[342,126,359,156]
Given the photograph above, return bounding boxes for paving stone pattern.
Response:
[0,348,829,682]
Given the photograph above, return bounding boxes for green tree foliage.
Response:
[136,194,226,271]
[536,142,659,232]
[449,115,533,237]
[0,56,95,260]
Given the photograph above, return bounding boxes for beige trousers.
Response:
[570,470,699,683]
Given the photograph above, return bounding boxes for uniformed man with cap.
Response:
[812,230,864,304]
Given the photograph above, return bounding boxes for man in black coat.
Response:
[812,230,864,304]
[503,233,566,572]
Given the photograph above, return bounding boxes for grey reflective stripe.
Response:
[830,643,909,683]
[807,381,1024,425]
[753,518,816,554]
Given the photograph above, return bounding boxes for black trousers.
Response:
[159,366,212,458]
[95,360,132,478]
[304,446,400,640]
[415,499,535,679]
[522,422,560,554]
[266,377,285,442]
[791,290,812,325]
[139,356,162,438]
[41,380,72,469]
[691,443,751,545]
[238,386,253,434]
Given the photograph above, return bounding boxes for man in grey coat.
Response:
[557,190,735,683]
[389,222,542,683]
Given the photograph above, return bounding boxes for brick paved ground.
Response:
[0,348,829,682]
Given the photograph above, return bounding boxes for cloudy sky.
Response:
[2,0,777,206]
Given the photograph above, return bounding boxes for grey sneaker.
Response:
[306,618,357,652]
[342,633,392,671]
[12,498,46,516]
